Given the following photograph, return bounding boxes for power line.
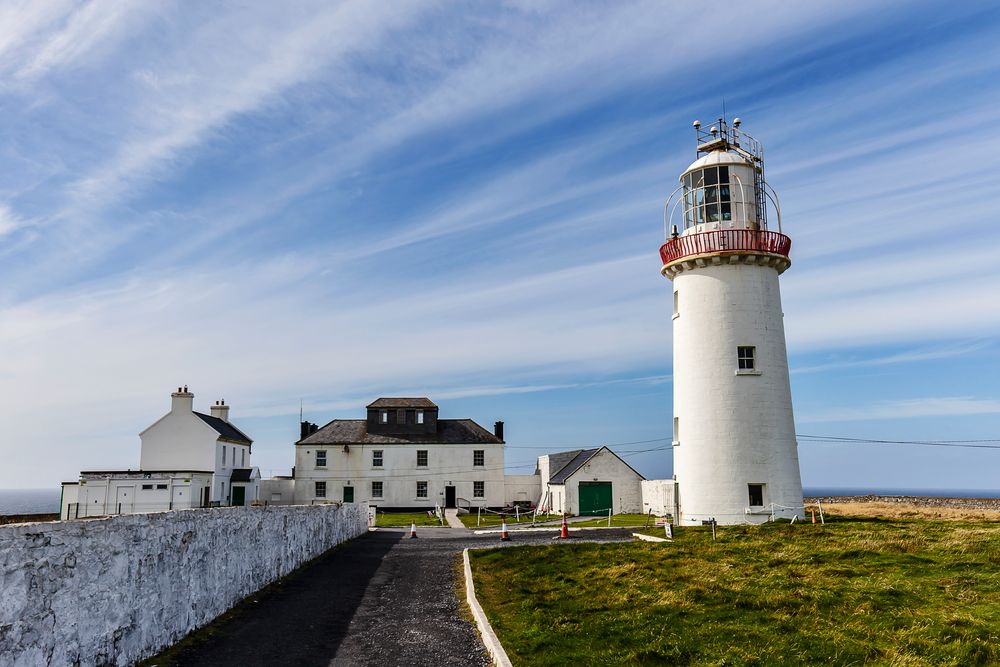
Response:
[797,434,1000,450]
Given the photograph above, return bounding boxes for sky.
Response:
[1,1,999,492]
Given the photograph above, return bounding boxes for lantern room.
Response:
[660,116,790,274]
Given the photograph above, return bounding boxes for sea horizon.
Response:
[2,485,1000,516]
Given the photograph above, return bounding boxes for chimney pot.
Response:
[494,420,504,441]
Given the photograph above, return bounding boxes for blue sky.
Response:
[1,1,999,491]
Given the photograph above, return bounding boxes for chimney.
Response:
[171,386,194,413]
[494,420,504,441]
[299,421,319,440]
[210,399,230,423]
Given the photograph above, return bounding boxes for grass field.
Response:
[458,511,562,529]
[570,513,666,528]
[469,512,1000,665]
[373,511,443,527]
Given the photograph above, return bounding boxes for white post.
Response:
[516,506,520,523]
[608,507,612,527]
[478,505,481,527]
[818,500,825,525]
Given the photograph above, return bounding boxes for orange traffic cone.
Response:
[409,522,418,538]
[560,513,570,539]
[500,520,511,541]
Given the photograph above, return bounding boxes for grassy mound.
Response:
[469,517,1000,665]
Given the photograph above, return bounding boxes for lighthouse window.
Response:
[748,484,765,507]
[684,166,732,226]
[737,346,756,370]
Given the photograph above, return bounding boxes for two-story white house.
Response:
[60,387,260,519]
[294,397,505,510]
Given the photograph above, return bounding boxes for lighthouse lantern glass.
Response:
[683,166,733,229]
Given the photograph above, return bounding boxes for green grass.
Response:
[469,517,1000,665]
[373,511,444,527]
[458,511,562,529]
[570,513,667,528]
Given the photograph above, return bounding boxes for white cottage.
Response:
[295,397,506,510]
[60,387,259,519]
[538,446,644,515]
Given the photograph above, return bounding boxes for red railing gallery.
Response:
[659,229,791,265]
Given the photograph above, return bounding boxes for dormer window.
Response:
[416,410,424,425]
[380,410,388,424]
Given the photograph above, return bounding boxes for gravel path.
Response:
[151,525,633,666]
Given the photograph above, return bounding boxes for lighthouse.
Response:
[661,117,803,525]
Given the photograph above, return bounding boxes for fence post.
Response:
[607,507,612,527]
[817,500,825,525]
[477,506,481,527]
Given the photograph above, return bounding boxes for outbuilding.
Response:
[537,446,644,515]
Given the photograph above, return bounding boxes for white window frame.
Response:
[473,450,485,467]
[416,410,424,424]
[473,481,485,498]
[416,481,428,498]
[380,410,388,424]
[315,481,326,498]
[417,450,428,468]
[372,450,383,467]
[315,450,327,467]
[371,481,383,498]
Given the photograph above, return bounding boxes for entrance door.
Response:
[172,485,185,509]
[232,486,246,507]
[577,482,612,516]
[115,486,134,514]
[445,486,456,509]
[343,486,354,503]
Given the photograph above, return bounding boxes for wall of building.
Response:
[671,263,803,525]
[553,450,644,515]
[641,479,676,517]
[294,442,506,508]
[260,478,295,504]
[60,473,214,520]
[503,474,541,506]
[0,503,367,667]
[139,410,217,472]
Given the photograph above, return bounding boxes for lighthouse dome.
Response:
[679,149,751,182]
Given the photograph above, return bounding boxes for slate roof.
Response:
[548,448,601,484]
[230,468,254,482]
[546,446,646,484]
[194,412,253,446]
[299,419,501,445]
[366,397,438,409]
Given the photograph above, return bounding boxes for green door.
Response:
[578,482,612,516]
[343,486,354,503]
[232,486,246,507]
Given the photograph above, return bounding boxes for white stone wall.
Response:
[0,503,367,667]
[672,262,803,525]
[641,479,676,517]
[503,474,541,506]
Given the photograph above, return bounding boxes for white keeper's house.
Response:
[294,397,506,509]
[60,387,260,519]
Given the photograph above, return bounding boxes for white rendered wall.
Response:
[294,442,506,508]
[641,480,676,517]
[672,262,803,524]
[0,504,367,667]
[503,475,541,506]
[139,410,218,472]
[61,474,213,519]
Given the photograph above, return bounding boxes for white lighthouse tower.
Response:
[661,117,803,525]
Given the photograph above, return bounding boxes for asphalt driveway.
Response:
[147,526,634,666]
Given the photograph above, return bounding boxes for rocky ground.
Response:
[805,495,1000,511]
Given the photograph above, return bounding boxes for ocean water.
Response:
[0,489,62,515]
